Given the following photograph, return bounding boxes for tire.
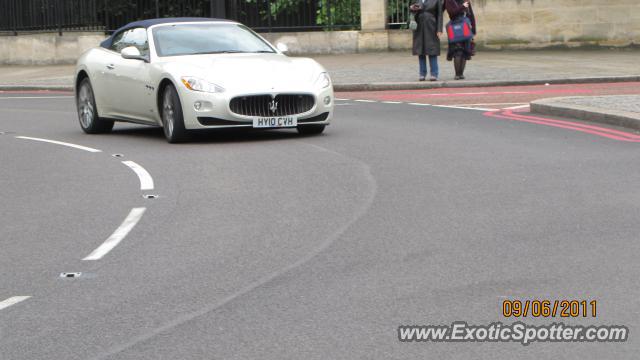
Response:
[76,78,114,134]
[297,124,326,135]
[161,84,189,143]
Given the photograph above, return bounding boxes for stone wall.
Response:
[0,31,389,64]
[472,0,640,49]
[1,0,638,64]
[0,32,106,65]
[375,0,640,51]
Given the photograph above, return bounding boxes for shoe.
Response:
[454,76,461,80]
[419,76,426,81]
[430,76,437,81]
[459,75,465,80]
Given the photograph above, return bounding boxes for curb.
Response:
[530,97,640,131]
[0,85,74,92]
[1,75,639,93]
[333,76,640,92]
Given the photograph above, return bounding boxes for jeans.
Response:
[418,55,439,78]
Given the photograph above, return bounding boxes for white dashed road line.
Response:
[15,136,102,153]
[11,135,156,262]
[0,296,31,311]
[336,97,529,112]
[83,207,147,261]
[456,102,528,107]
[121,160,155,191]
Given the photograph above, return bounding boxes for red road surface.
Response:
[337,82,640,110]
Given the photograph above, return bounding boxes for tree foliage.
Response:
[242,0,360,27]
[104,0,360,28]
[104,0,209,17]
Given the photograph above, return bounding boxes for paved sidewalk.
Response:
[531,95,640,131]
[316,49,640,87]
[1,49,639,91]
[0,65,73,86]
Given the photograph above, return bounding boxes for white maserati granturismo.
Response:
[75,18,334,142]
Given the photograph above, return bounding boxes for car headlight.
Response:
[315,72,331,89]
[181,77,225,93]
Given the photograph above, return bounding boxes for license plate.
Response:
[252,116,297,128]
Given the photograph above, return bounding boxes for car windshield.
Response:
[152,23,275,57]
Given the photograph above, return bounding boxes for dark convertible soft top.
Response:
[99,17,232,49]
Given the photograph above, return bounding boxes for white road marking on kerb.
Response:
[15,136,102,153]
[408,103,432,106]
[83,207,147,261]
[354,99,377,103]
[504,104,530,110]
[121,161,154,191]
[432,105,497,111]
[382,101,403,104]
[0,296,31,311]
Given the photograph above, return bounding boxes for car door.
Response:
[88,47,123,117]
[106,28,155,122]
[95,30,130,117]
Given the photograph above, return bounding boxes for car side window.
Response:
[109,31,127,52]
[110,28,149,57]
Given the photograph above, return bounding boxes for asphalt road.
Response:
[1,89,639,359]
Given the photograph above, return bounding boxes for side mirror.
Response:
[121,46,146,61]
[276,43,289,53]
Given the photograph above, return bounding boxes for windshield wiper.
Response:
[190,50,275,55]
[193,50,246,55]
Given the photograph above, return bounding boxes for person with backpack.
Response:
[445,0,476,80]
[409,0,444,81]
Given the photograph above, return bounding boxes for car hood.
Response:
[160,53,326,93]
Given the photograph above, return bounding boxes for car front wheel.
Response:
[161,84,188,143]
[76,78,114,134]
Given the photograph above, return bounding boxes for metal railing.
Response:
[388,0,411,29]
[0,0,361,34]
[0,0,103,34]
[102,0,213,32]
[229,0,360,32]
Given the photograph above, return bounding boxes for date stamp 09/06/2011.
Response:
[502,299,597,318]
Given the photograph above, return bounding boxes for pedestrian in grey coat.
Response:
[410,0,443,81]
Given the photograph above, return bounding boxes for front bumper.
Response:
[178,86,334,130]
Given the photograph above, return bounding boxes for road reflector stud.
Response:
[112,154,124,158]
[60,272,82,278]
[143,194,158,199]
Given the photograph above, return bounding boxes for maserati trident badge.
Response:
[269,99,278,114]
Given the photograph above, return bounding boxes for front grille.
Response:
[230,94,315,117]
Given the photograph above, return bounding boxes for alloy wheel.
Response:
[78,84,95,129]
[162,90,175,138]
